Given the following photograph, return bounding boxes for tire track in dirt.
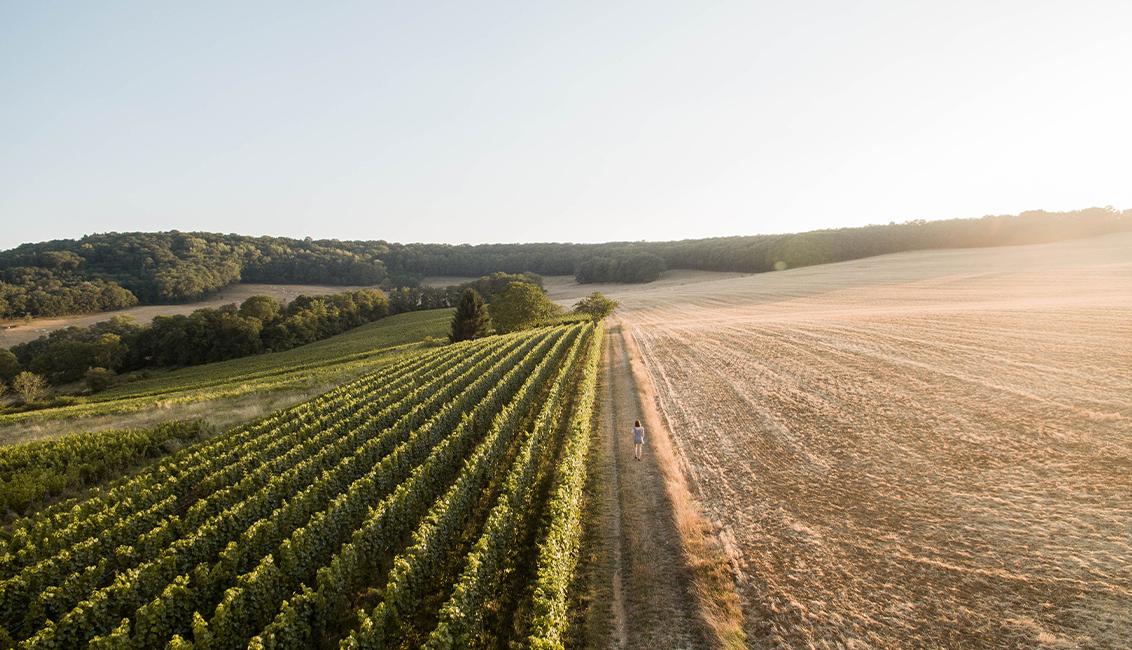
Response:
[597,321,706,649]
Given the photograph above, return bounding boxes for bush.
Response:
[11,370,48,403]
[85,366,118,393]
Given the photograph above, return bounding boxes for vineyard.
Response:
[0,321,603,649]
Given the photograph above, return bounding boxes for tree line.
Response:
[1,207,1126,319]
[4,289,391,392]
[0,273,550,400]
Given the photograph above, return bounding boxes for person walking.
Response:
[632,419,645,461]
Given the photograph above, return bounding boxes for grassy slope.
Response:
[0,309,452,444]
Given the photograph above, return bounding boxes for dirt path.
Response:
[594,321,707,649]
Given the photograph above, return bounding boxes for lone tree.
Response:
[12,371,48,403]
[449,288,492,342]
[490,282,561,333]
[573,291,619,320]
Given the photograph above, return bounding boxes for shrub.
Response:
[85,366,118,392]
[11,370,48,403]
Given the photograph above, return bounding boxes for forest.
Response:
[0,207,1126,319]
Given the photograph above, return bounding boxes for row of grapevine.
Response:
[526,324,605,649]
[2,341,449,568]
[423,326,592,648]
[0,420,209,515]
[147,331,564,649]
[0,340,485,636]
[1,332,524,645]
[3,321,606,649]
[11,333,539,647]
[341,326,586,648]
[209,329,579,650]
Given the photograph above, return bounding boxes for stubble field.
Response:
[594,234,1132,647]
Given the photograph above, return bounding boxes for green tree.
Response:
[449,289,492,342]
[239,295,283,322]
[573,292,619,320]
[489,282,561,333]
[91,333,126,369]
[12,371,49,403]
[0,348,20,381]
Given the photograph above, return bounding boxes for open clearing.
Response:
[573,233,1132,648]
[0,282,379,347]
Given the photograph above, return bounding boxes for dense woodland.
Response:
[0,207,1126,320]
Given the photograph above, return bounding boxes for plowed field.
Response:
[603,233,1132,647]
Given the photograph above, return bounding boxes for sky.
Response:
[1,1,1130,250]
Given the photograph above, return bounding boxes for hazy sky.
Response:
[2,1,1129,250]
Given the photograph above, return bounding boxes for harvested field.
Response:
[579,233,1132,648]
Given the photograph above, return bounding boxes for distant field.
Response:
[423,271,750,306]
[602,233,1132,647]
[0,309,451,444]
[0,282,380,347]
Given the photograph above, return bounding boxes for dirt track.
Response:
[555,233,1132,648]
[586,321,707,649]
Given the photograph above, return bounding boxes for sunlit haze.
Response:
[1,1,1129,250]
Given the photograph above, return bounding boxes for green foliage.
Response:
[0,348,21,381]
[0,323,603,650]
[575,252,666,283]
[424,327,589,648]
[9,288,393,385]
[489,282,562,333]
[449,289,492,343]
[526,324,605,648]
[0,231,389,319]
[458,272,544,301]
[239,295,283,322]
[0,420,208,515]
[572,292,620,320]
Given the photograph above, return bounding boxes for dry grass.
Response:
[572,233,1132,648]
